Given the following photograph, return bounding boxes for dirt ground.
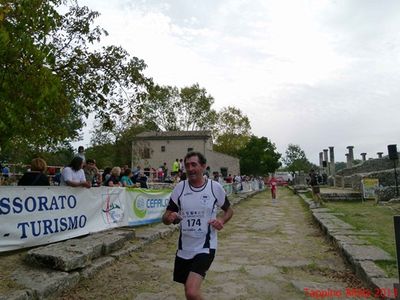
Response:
[55,188,365,300]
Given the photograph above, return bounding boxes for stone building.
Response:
[131,131,240,178]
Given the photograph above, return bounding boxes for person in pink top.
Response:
[269,175,277,203]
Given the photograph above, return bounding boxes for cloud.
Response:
[75,0,400,165]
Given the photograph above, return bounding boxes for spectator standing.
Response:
[83,159,100,187]
[204,166,210,178]
[60,157,90,188]
[162,162,168,181]
[179,158,185,173]
[53,169,62,186]
[137,171,148,188]
[131,165,141,183]
[309,169,322,207]
[121,168,134,187]
[225,174,233,183]
[157,166,164,182]
[234,174,242,192]
[76,146,86,163]
[105,167,122,187]
[172,158,180,176]
[2,165,10,179]
[102,167,112,184]
[18,158,50,186]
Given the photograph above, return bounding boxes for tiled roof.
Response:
[136,131,212,139]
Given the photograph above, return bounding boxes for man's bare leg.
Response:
[185,272,204,300]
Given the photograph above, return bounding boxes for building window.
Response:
[187,147,193,152]
[143,147,150,159]
[161,146,166,152]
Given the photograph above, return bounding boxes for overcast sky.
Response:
[75,0,400,164]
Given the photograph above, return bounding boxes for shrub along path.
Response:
[57,188,365,299]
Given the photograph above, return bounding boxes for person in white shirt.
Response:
[60,156,91,188]
[162,151,233,300]
[75,146,86,164]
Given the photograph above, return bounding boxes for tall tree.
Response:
[238,136,281,176]
[178,83,216,131]
[139,85,181,131]
[0,0,151,159]
[139,83,217,132]
[0,0,71,153]
[213,106,251,157]
[283,144,313,174]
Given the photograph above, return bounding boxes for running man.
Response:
[162,151,233,300]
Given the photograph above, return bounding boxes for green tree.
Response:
[0,0,151,159]
[87,122,158,168]
[0,0,72,154]
[139,83,217,132]
[178,83,216,131]
[213,106,251,157]
[283,144,313,174]
[140,85,181,131]
[335,161,347,172]
[238,136,281,176]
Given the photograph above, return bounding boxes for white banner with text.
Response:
[1,181,263,252]
[0,186,172,252]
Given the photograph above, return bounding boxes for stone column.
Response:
[319,152,323,169]
[377,152,383,159]
[347,146,354,168]
[323,149,329,175]
[360,153,367,161]
[329,146,335,186]
[346,153,350,168]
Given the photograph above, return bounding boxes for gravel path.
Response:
[57,188,365,300]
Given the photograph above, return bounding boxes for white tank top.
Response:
[169,179,228,259]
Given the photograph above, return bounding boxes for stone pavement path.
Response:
[57,188,365,300]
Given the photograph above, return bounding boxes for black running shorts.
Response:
[173,249,216,284]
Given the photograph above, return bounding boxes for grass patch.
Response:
[304,191,313,199]
[238,265,247,273]
[324,199,398,278]
[375,260,398,278]
[325,200,396,256]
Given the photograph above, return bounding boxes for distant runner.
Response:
[269,175,278,203]
[309,169,322,207]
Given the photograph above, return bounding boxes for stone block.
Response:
[26,240,97,271]
[80,256,115,279]
[328,229,378,236]
[26,229,134,271]
[102,230,135,254]
[370,277,398,300]
[11,266,80,299]
[356,260,388,279]
[312,209,333,214]
[0,290,32,300]
[135,229,161,242]
[331,234,369,246]
[110,242,144,259]
[341,244,393,262]
[324,218,354,230]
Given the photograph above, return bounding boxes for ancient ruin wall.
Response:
[335,157,399,191]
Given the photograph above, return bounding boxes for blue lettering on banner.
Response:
[0,195,77,215]
[146,198,169,209]
[17,215,87,239]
